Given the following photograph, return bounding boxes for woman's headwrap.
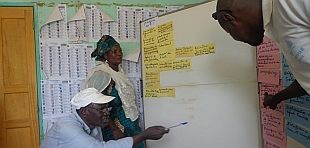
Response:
[91,35,118,61]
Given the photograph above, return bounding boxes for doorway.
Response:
[0,7,39,148]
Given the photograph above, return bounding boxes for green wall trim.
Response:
[33,3,44,142]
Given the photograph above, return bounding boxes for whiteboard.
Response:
[140,1,261,148]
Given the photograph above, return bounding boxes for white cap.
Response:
[71,88,115,109]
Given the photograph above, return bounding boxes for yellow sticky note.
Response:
[144,61,159,72]
[143,37,156,48]
[157,21,176,61]
[176,46,195,57]
[143,27,159,68]
[158,88,175,97]
[144,89,159,98]
[173,59,192,70]
[159,60,173,71]
[194,44,210,56]
[208,43,216,53]
[144,48,159,64]
[145,72,160,89]
[157,21,173,33]
[194,43,216,56]
[158,47,176,61]
[157,32,176,61]
[143,27,158,39]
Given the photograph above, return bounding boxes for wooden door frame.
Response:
[0,2,43,142]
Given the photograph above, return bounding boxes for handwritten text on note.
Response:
[261,108,284,132]
[285,104,310,128]
[286,120,310,147]
[257,37,280,56]
[257,53,281,69]
[258,68,280,85]
[286,95,310,109]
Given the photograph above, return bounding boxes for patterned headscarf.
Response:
[91,35,118,61]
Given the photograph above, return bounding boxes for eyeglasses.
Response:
[212,9,232,20]
[88,107,112,114]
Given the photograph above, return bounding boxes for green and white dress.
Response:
[84,62,144,148]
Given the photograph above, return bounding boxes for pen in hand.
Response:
[166,122,188,130]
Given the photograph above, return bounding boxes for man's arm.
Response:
[132,126,169,147]
[264,80,308,109]
[41,120,134,148]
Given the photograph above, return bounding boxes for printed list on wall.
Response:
[117,6,183,41]
[40,4,96,133]
[141,18,216,98]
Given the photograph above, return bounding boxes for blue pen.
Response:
[166,122,188,129]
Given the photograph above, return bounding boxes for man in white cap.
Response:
[40,88,169,148]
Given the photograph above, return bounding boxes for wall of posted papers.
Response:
[256,37,310,148]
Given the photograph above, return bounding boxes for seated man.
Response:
[40,88,169,148]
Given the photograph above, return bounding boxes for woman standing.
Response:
[84,35,144,147]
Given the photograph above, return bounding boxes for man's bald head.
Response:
[216,0,236,11]
[213,0,264,46]
[216,0,257,12]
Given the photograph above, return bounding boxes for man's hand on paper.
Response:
[263,93,280,110]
